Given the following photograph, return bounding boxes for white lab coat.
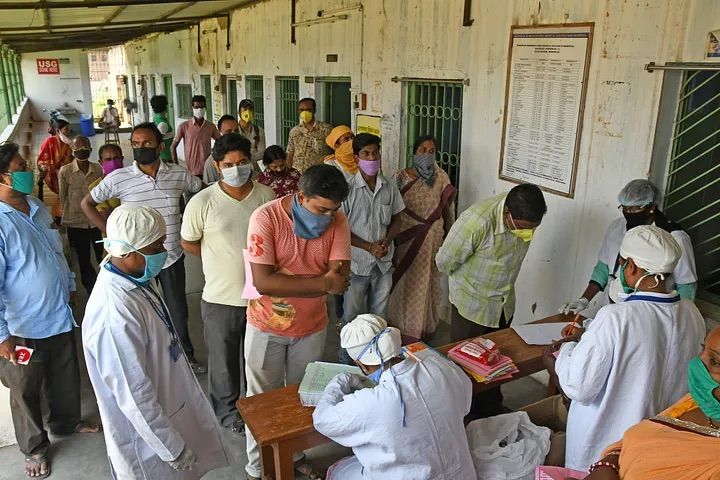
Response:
[82,268,229,479]
[313,355,476,480]
[555,291,705,471]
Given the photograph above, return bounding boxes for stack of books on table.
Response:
[447,337,519,384]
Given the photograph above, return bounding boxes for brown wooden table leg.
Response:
[272,442,295,480]
[261,444,277,479]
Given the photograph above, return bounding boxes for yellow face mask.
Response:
[508,213,535,242]
[300,110,314,124]
[240,110,254,123]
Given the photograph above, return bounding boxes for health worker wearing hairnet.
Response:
[81,205,228,479]
[312,314,476,480]
[560,179,697,321]
[547,225,705,471]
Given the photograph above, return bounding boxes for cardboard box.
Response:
[521,395,568,467]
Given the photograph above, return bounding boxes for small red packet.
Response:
[459,338,500,366]
[14,345,34,365]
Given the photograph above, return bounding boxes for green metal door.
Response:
[201,75,213,121]
[405,80,464,191]
[664,70,720,298]
[228,79,238,116]
[246,75,264,128]
[162,74,174,122]
[317,78,351,126]
[276,76,299,148]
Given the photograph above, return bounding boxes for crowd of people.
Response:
[0,91,717,480]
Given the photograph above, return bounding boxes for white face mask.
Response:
[192,107,206,119]
[58,131,72,145]
[221,164,252,187]
[607,277,626,304]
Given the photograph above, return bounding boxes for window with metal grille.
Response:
[162,74,174,122]
[176,84,192,118]
[276,76,299,148]
[315,77,351,126]
[664,70,720,300]
[404,80,464,192]
[246,75,264,128]
[227,78,237,116]
[201,75,213,121]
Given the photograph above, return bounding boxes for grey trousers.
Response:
[201,300,247,427]
[157,255,194,359]
[0,331,81,455]
[243,324,327,478]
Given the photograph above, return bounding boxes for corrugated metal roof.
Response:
[0,0,257,53]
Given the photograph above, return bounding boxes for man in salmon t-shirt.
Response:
[244,164,351,480]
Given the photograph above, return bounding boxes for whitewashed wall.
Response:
[122,0,720,323]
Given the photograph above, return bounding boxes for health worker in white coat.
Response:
[548,225,705,471]
[559,179,697,324]
[82,205,228,479]
[313,314,476,480]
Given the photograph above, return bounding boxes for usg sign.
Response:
[37,58,60,75]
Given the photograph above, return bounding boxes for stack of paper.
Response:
[298,361,367,407]
[403,341,442,362]
[447,340,518,383]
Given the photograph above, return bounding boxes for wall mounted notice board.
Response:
[499,23,594,198]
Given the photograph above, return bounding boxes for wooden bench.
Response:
[237,314,571,479]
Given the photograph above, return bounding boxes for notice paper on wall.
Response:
[511,322,567,346]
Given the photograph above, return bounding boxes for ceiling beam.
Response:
[100,5,126,30]
[0,1,193,8]
[41,0,51,33]
[158,0,197,20]
[0,14,227,33]
[1,22,192,40]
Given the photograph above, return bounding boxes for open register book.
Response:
[298,361,373,407]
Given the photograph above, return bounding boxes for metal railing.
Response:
[246,75,264,129]
[276,76,299,149]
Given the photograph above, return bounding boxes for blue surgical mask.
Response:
[101,239,168,286]
[688,356,720,419]
[367,366,383,383]
[291,194,333,239]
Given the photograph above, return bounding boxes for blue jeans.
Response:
[339,266,393,363]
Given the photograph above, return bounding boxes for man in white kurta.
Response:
[82,205,228,479]
[560,179,697,320]
[553,225,705,471]
[313,314,476,480]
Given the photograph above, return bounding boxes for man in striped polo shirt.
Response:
[81,122,206,373]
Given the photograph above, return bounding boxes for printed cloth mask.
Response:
[687,356,720,419]
[133,147,158,165]
[221,164,252,187]
[624,209,651,230]
[0,171,34,195]
[73,148,91,160]
[192,107,206,119]
[291,194,333,239]
[100,239,168,286]
[358,159,381,176]
[413,152,436,186]
[240,110,254,123]
[508,212,535,242]
[300,110,314,124]
[102,158,124,175]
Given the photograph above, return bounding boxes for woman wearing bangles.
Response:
[584,326,720,479]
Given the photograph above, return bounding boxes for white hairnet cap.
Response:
[619,225,681,274]
[341,314,402,365]
[617,179,658,207]
[104,204,166,257]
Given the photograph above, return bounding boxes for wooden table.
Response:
[237,313,571,479]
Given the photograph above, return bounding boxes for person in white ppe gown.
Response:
[559,179,697,325]
[82,205,228,479]
[546,225,705,471]
[313,314,476,480]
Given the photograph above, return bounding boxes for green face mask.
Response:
[508,212,535,242]
[687,356,720,419]
[619,263,633,294]
[1,171,34,195]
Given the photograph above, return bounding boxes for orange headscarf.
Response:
[325,125,358,174]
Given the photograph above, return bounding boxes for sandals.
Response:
[74,421,102,434]
[295,462,324,480]
[25,453,50,479]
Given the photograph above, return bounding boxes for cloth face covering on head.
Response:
[508,212,535,242]
[221,164,252,187]
[192,107,206,119]
[240,110,254,123]
[102,158,124,175]
[413,152,436,186]
[334,141,358,174]
[358,159,381,176]
[300,110,314,124]
[73,148,91,161]
[291,194,333,239]
[133,147,158,165]
[687,356,720,419]
[0,171,34,195]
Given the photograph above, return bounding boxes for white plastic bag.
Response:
[466,411,551,480]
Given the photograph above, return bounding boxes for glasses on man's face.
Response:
[619,204,650,214]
